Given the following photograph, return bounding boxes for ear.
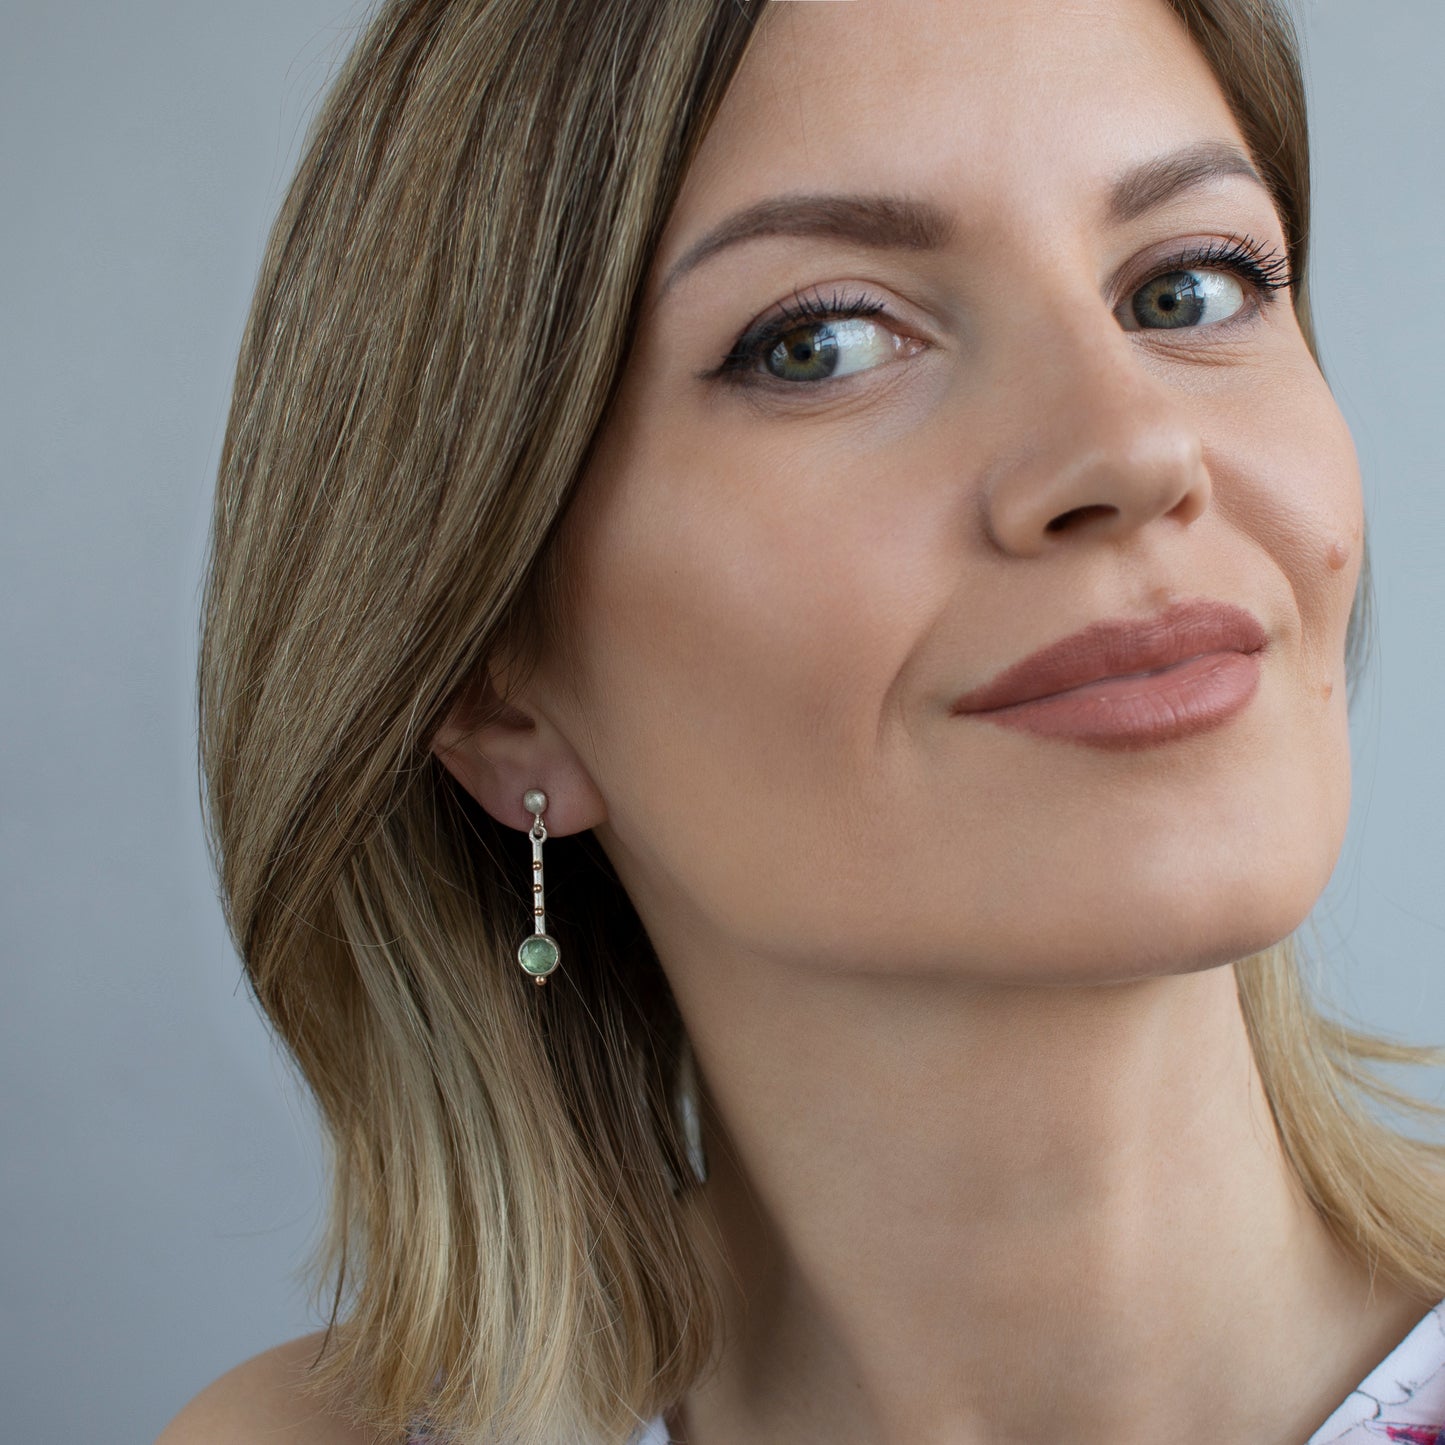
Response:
[430,663,606,837]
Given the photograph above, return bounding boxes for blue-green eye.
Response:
[1127,268,1246,330]
[756,315,905,384]
[710,287,899,387]
[1120,235,1291,333]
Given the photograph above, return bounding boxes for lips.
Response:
[951,599,1269,715]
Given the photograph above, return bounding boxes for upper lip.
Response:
[950,598,1269,714]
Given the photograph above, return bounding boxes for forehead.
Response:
[654,0,1247,273]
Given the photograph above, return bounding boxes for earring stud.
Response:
[517,788,561,985]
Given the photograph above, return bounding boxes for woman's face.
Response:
[540,0,1362,986]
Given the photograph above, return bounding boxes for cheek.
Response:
[555,406,951,947]
[1203,363,1363,886]
[1210,363,1364,690]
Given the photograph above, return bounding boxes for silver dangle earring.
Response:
[517,788,561,985]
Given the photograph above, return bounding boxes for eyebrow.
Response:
[655,140,1269,302]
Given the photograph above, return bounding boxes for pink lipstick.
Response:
[950,599,1268,749]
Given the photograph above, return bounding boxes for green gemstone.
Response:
[518,934,560,976]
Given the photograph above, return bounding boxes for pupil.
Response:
[1158,293,1177,312]
[791,341,812,361]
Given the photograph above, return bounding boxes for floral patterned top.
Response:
[1307,1297,1445,1444]
[408,1297,1445,1444]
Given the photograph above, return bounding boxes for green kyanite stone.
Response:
[518,934,560,976]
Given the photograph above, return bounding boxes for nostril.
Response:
[1045,504,1118,533]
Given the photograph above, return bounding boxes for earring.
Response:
[676,1033,708,1186]
[517,788,561,985]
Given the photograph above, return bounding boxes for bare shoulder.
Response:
[154,1332,384,1445]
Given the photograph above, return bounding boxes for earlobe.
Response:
[429,673,607,838]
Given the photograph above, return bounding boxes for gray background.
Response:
[2,2,1441,1440]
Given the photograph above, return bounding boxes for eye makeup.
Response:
[699,233,1292,394]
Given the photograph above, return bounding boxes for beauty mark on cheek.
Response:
[1318,536,1357,702]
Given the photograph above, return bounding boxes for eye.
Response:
[1126,268,1246,330]
[704,287,922,389]
[758,315,903,383]
[1117,236,1292,334]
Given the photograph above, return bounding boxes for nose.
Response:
[980,314,1211,558]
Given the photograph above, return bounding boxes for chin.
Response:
[1100,740,1352,980]
[949,785,1349,989]
[1031,835,1342,986]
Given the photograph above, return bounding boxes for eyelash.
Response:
[706,234,1293,389]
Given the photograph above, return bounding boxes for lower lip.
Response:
[962,650,1262,749]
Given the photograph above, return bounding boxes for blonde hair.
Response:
[197,1,1445,1441]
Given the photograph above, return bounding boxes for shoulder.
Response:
[153,1332,382,1445]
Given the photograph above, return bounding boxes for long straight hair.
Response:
[197,1,1445,1440]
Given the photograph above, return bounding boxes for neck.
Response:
[670,960,1428,1445]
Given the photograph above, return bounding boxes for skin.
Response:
[430,1,1435,1443]
[156,1,1431,1442]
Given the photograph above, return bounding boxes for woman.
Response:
[160,0,1445,1441]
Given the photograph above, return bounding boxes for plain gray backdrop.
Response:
[3,2,1443,1440]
